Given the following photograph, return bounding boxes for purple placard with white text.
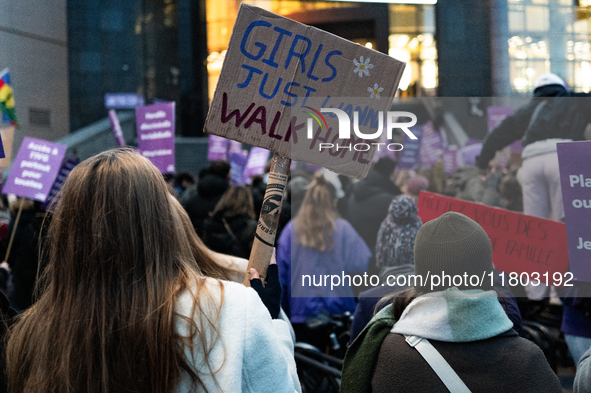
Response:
[3,137,67,202]
[242,147,270,183]
[487,106,522,154]
[230,152,248,185]
[457,143,483,167]
[108,110,126,146]
[136,102,176,174]
[208,135,228,161]
[229,140,243,155]
[558,141,591,281]
[398,124,423,169]
[419,121,442,167]
[443,146,458,175]
[41,157,80,210]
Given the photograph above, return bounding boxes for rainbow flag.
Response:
[0,68,18,126]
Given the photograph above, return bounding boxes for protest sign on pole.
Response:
[229,140,243,155]
[204,3,406,284]
[136,102,175,174]
[208,135,228,161]
[487,106,522,154]
[418,192,569,278]
[230,152,249,185]
[558,140,591,282]
[3,137,67,202]
[108,110,126,146]
[419,121,442,168]
[443,146,458,175]
[398,124,423,169]
[457,143,483,167]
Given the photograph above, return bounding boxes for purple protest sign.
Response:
[457,143,483,167]
[2,137,67,202]
[41,157,80,210]
[558,141,591,281]
[242,147,270,183]
[108,110,126,146]
[230,152,248,185]
[443,146,458,175]
[398,124,424,170]
[208,135,228,161]
[419,121,443,168]
[136,102,175,174]
[229,140,243,155]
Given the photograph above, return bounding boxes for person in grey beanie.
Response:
[341,212,561,393]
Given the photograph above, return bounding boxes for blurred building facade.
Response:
[0,0,70,151]
[65,0,591,135]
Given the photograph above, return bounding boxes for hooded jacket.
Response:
[343,170,402,255]
[476,84,591,169]
[182,174,229,237]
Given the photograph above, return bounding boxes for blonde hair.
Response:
[294,173,338,252]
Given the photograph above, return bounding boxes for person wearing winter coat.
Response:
[342,212,560,393]
[6,148,301,393]
[476,73,591,222]
[277,173,371,341]
[182,161,230,238]
[343,157,401,271]
[203,186,257,259]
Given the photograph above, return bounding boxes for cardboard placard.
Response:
[204,3,405,179]
[208,135,228,161]
[2,137,67,202]
[417,192,569,277]
[108,110,126,146]
[558,141,591,281]
[136,102,175,174]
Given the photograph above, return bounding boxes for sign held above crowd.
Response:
[204,3,406,179]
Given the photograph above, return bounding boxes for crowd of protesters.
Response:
[0,73,588,392]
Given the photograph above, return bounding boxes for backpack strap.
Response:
[404,335,472,393]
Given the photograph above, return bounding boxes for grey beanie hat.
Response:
[414,212,493,291]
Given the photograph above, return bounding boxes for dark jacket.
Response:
[182,174,229,238]
[342,304,560,393]
[372,330,561,393]
[477,85,591,169]
[343,170,401,255]
[203,213,257,259]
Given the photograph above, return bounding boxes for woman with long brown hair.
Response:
[276,173,371,344]
[7,148,300,393]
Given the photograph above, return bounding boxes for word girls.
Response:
[237,20,341,107]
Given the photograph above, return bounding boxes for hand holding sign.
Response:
[205,3,406,285]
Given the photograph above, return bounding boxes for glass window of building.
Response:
[508,0,591,94]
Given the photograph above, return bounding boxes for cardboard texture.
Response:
[558,141,591,282]
[204,3,405,179]
[418,192,570,278]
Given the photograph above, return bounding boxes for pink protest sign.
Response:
[136,102,176,174]
[208,135,228,161]
[3,137,67,202]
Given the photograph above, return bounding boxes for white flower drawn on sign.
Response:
[368,83,384,99]
[353,56,374,77]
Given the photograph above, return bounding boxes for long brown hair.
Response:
[294,173,338,252]
[169,196,243,281]
[210,186,255,219]
[7,148,222,393]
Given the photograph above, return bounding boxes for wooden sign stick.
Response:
[4,197,25,262]
[243,152,291,286]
